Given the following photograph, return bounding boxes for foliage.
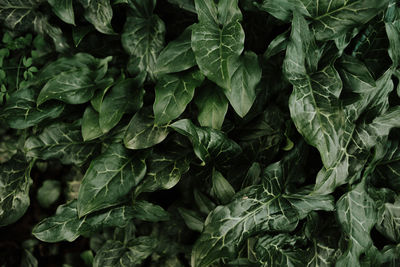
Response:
[0,0,400,266]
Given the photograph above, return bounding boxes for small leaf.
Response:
[178,207,204,232]
[210,169,235,204]
[37,180,61,209]
[77,143,146,217]
[132,200,170,222]
[82,106,103,141]
[80,0,115,34]
[124,107,170,150]
[195,83,228,130]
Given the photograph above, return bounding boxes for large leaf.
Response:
[24,122,99,166]
[191,156,334,266]
[124,107,170,149]
[170,119,242,164]
[32,200,137,242]
[0,0,42,30]
[336,182,377,266]
[2,87,64,129]
[153,69,204,125]
[36,53,112,105]
[121,2,165,80]
[99,78,144,133]
[155,26,196,75]
[77,143,146,217]
[93,237,158,267]
[0,155,33,226]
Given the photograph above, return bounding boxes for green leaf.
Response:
[191,157,334,266]
[168,0,195,13]
[170,119,242,164]
[255,234,308,266]
[137,150,190,194]
[386,20,400,68]
[82,106,103,141]
[224,51,261,117]
[24,122,99,166]
[0,0,41,30]
[376,197,400,243]
[178,207,204,232]
[153,70,204,125]
[2,87,64,129]
[155,26,196,75]
[37,180,61,209]
[99,78,144,133]
[72,25,92,47]
[48,0,75,25]
[32,200,137,242]
[93,237,158,267]
[305,0,390,40]
[80,0,115,34]
[336,182,377,267]
[121,8,165,80]
[37,53,112,105]
[124,107,170,150]
[374,140,400,192]
[77,143,146,217]
[131,200,170,222]
[210,169,235,204]
[0,155,33,226]
[195,83,228,130]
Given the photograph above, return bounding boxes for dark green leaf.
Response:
[3,87,64,129]
[170,119,242,164]
[48,0,75,25]
[77,143,146,217]
[131,200,170,222]
[178,207,204,232]
[195,83,228,130]
[99,78,144,133]
[210,169,235,204]
[37,180,61,209]
[80,0,115,34]
[82,106,103,141]
[124,107,170,149]
[0,0,41,30]
[153,70,204,125]
[0,155,33,226]
[24,122,98,166]
[155,26,196,75]
[93,237,158,267]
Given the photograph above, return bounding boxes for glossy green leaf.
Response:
[191,156,334,266]
[32,200,137,242]
[210,169,235,204]
[374,139,400,192]
[254,0,309,22]
[82,106,103,141]
[376,197,400,243]
[153,70,204,125]
[168,0,195,13]
[48,0,75,25]
[178,207,204,232]
[131,200,170,222]
[386,20,400,68]
[124,107,170,149]
[121,8,165,80]
[0,155,33,226]
[336,182,377,267]
[72,25,92,47]
[99,78,144,133]
[137,150,190,193]
[155,26,196,75]
[24,122,98,166]
[195,83,228,130]
[170,119,242,164]
[2,87,64,129]
[77,143,146,217]
[37,53,112,105]
[93,237,158,267]
[80,0,115,34]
